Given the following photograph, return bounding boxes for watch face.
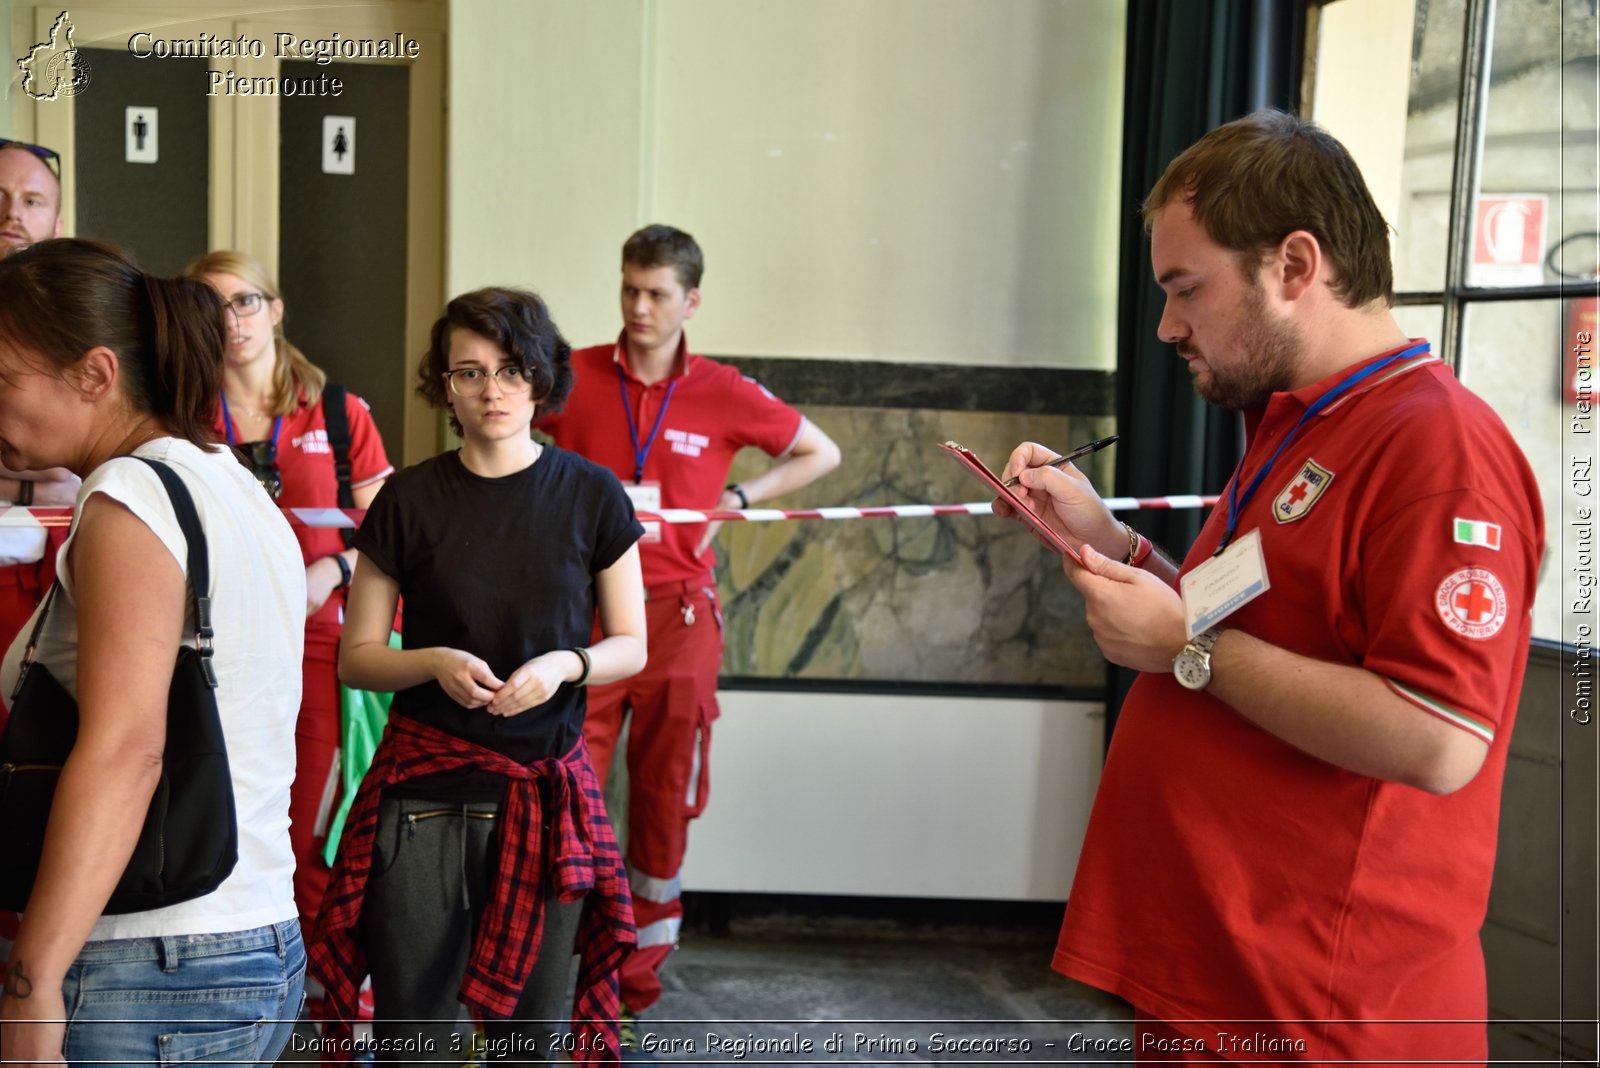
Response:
[1174,650,1210,690]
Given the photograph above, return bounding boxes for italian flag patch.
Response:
[1453,518,1502,550]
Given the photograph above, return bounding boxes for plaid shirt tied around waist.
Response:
[307,714,635,1064]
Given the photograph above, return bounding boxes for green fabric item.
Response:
[321,630,401,867]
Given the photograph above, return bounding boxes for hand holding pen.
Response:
[1000,434,1118,488]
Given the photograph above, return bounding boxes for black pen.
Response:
[1001,434,1119,488]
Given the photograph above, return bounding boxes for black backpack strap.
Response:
[135,457,218,689]
[322,384,355,549]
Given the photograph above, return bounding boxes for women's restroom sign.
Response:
[323,116,355,175]
[1470,194,1547,287]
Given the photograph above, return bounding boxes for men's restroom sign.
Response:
[126,107,158,164]
[323,116,355,175]
[1469,194,1547,287]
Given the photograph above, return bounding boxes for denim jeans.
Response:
[59,918,305,1065]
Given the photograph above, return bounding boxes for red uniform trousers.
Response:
[584,578,721,1013]
[290,625,342,936]
[0,528,67,980]
[0,564,43,975]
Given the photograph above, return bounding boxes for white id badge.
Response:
[1179,527,1270,638]
[624,481,663,544]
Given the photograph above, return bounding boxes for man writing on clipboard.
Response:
[1000,111,1542,1063]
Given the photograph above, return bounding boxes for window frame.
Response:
[1395,0,1597,361]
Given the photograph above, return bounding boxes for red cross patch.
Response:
[1435,567,1509,641]
[1272,459,1334,523]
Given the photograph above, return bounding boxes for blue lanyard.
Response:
[219,392,282,450]
[1217,342,1429,554]
[616,364,678,484]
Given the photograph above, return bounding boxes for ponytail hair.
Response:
[0,239,225,448]
[182,248,325,414]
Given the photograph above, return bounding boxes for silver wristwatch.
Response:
[1173,629,1220,691]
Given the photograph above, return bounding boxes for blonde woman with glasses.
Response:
[184,251,393,965]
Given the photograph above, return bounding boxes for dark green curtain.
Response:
[1106,0,1307,738]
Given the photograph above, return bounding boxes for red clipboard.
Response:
[938,441,1083,563]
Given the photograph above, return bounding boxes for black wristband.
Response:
[571,646,592,687]
[16,479,33,507]
[327,552,352,589]
[725,483,749,509]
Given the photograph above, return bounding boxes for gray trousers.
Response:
[363,794,584,1066]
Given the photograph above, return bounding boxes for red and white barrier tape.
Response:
[2,495,1218,530]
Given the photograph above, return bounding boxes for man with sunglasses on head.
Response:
[0,139,63,256]
[0,139,78,648]
[0,136,79,991]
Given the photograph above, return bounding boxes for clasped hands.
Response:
[998,441,1189,672]
[429,648,579,716]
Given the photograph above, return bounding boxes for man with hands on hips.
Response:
[539,224,840,1024]
[1000,110,1542,1064]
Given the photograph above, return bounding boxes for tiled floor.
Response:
[631,895,1134,1065]
[281,895,1135,1065]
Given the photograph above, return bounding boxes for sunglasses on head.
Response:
[0,138,62,178]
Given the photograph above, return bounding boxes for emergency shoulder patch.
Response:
[1434,567,1509,641]
[1273,459,1334,523]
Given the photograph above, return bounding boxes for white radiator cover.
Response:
[680,691,1104,901]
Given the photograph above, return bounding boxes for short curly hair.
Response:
[416,287,574,433]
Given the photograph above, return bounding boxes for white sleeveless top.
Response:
[0,437,305,940]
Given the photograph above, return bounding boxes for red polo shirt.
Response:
[215,388,392,630]
[540,333,804,585]
[1053,342,1544,1062]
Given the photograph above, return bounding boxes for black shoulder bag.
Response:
[0,457,239,914]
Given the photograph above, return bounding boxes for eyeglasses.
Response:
[0,139,62,178]
[444,366,534,397]
[236,440,283,500]
[223,292,269,317]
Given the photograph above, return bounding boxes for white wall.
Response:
[448,0,1126,369]
[1,1,12,113]
[1309,0,1415,232]
[683,691,1103,901]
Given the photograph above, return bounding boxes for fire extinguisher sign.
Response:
[1471,194,1549,287]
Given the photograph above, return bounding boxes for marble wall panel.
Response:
[714,406,1116,689]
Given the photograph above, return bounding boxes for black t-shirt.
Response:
[354,446,643,765]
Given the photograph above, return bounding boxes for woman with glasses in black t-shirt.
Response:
[311,288,646,1065]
